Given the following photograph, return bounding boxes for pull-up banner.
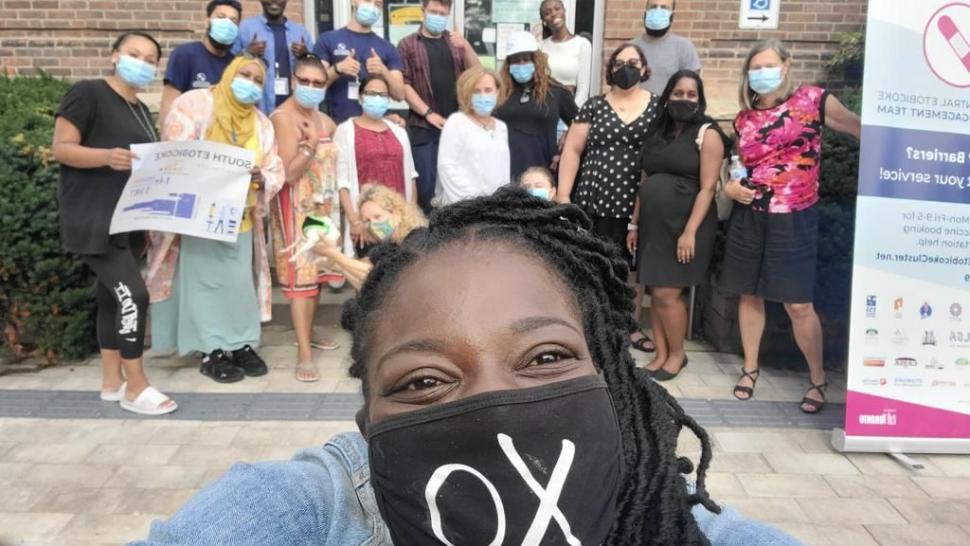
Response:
[834,1,970,454]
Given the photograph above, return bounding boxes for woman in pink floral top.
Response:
[720,40,860,414]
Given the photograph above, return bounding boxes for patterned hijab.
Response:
[206,56,265,147]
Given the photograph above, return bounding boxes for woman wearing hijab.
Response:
[147,56,284,384]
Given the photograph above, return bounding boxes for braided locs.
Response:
[342,186,720,545]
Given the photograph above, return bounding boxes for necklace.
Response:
[124,98,157,142]
[470,114,493,133]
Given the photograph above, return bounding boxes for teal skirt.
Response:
[150,231,260,355]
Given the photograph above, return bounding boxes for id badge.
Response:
[274,77,290,96]
[348,80,359,100]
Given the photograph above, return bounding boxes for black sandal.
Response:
[800,382,827,414]
[200,349,245,383]
[630,332,656,353]
[733,367,760,401]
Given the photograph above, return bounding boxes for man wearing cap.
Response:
[630,0,701,95]
[233,0,315,113]
[397,0,479,213]
[160,0,242,125]
[312,0,406,124]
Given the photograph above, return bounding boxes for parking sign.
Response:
[739,0,780,29]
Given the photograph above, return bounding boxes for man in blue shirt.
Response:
[232,0,315,113]
[161,0,242,125]
[312,0,406,123]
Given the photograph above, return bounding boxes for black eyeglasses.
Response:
[361,90,390,99]
[611,59,643,70]
[295,76,327,88]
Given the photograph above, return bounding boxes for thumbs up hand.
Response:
[291,36,308,58]
[335,48,361,78]
[247,33,267,57]
[365,47,387,76]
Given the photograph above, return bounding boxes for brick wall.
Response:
[0,0,304,83]
[1,0,866,116]
[604,0,867,116]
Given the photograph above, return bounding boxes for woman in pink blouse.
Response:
[721,39,860,414]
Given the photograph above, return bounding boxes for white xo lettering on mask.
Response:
[423,433,582,546]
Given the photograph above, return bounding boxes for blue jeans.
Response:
[409,126,440,214]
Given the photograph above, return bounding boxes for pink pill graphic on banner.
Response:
[938,15,970,71]
[923,3,970,87]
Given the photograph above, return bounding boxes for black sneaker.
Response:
[231,345,268,377]
[201,349,245,383]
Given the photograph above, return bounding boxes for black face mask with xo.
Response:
[366,375,624,546]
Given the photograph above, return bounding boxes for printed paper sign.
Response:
[109,140,255,243]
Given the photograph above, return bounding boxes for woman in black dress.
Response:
[51,32,177,415]
[494,30,577,179]
[558,43,659,353]
[627,70,729,379]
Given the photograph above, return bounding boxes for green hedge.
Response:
[814,87,862,365]
[0,74,99,362]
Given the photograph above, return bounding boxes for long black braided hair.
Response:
[341,186,720,545]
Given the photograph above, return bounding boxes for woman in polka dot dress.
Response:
[558,42,659,352]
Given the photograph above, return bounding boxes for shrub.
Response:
[0,73,99,362]
[814,87,862,366]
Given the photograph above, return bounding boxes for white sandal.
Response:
[120,386,178,416]
[100,382,127,402]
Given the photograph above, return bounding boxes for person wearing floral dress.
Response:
[269,54,344,382]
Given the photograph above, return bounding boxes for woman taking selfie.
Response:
[135,188,798,546]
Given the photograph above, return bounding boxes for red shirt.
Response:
[353,122,406,196]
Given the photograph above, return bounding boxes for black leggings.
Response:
[81,242,149,359]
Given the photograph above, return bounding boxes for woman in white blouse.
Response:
[436,66,510,206]
[539,0,592,107]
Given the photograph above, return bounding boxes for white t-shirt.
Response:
[541,36,593,107]
[436,112,510,206]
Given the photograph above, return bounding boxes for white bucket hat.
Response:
[505,30,538,57]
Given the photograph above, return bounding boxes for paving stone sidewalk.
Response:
[1,322,968,545]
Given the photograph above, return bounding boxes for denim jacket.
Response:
[131,432,801,545]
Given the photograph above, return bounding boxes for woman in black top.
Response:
[558,43,659,354]
[627,71,730,380]
[493,30,577,179]
[51,32,177,416]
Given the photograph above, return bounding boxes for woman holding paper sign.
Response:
[721,40,861,413]
[52,31,177,416]
[147,56,284,384]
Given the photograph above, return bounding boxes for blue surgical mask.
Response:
[748,67,784,95]
[644,7,672,30]
[355,2,381,27]
[294,84,326,108]
[209,17,239,45]
[424,13,448,34]
[526,187,551,200]
[362,94,391,119]
[116,54,156,89]
[471,93,497,116]
[509,62,535,84]
[231,77,263,105]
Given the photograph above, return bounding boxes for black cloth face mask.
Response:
[611,65,642,90]
[667,100,701,122]
[367,374,623,546]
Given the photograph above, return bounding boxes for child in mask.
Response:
[134,187,800,546]
[518,165,558,201]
